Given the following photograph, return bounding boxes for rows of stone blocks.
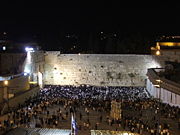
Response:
[43,53,165,86]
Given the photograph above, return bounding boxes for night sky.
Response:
[0,1,180,52]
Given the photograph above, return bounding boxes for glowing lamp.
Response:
[25,47,34,52]
[156,79,162,83]
[24,68,30,74]
[123,133,129,135]
[156,50,160,55]
[24,72,28,76]
[154,84,160,88]
[4,80,8,86]
[2,46,6,51]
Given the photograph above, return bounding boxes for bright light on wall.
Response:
[2,46,6,51]
[25,47,34,52]
[24,49,32,76]
[156,79,162,83]
[26,51,32,64]
[4,80,8,86]
[156,50,160,55]
[154,84,160,88]
[29,81,37,84]
[38,72,43,88]
[24,72,28,76]
[24,68,30,74]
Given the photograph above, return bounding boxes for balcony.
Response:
[147,68,180,95]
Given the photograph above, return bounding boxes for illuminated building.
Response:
[151,36,180,60]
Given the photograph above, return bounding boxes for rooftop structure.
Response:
[151,36,180,56]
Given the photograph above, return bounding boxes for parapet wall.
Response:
[44,52,166,86]
[0,53,26,75]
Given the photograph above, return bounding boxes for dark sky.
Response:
[1,1,180,41]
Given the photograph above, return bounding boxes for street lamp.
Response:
[156,79,162,102]
[3,80,9,113]
[4,80,8,86]
[155,79,162,135]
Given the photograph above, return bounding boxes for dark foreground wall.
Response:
[1,86,39,114]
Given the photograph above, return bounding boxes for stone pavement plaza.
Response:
[3,100,180,135]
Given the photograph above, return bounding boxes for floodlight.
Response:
[24,72,28,76]
[25,47,34,52]
[2,46,6,51]
[24,68,30,74]
[4,80,8,86]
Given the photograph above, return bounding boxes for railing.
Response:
[0,86,40,115]
[147,68,180,95]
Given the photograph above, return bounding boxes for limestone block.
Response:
[43,53,165,86]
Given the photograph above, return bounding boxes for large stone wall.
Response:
[44,52,167,86]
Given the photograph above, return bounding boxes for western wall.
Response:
[43,52,167,86]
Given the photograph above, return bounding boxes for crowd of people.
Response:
[40,85,149,101]
[0,85,179,135]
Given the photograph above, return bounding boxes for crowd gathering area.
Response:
[0,85,180,135]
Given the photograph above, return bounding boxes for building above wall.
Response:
[151,36,180,56]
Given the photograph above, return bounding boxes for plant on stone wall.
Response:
[118,60,123,63]
[128,73,136,86]
[89,71,92,73]
[128,73,135,78]
[106,72,113,80]
[107,71,122,80]
[100,81,105,85]
[117,73,122,79]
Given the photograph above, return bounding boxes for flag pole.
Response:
[71,113,73,135]
[74,113,76,135]
[71,112,77,135]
